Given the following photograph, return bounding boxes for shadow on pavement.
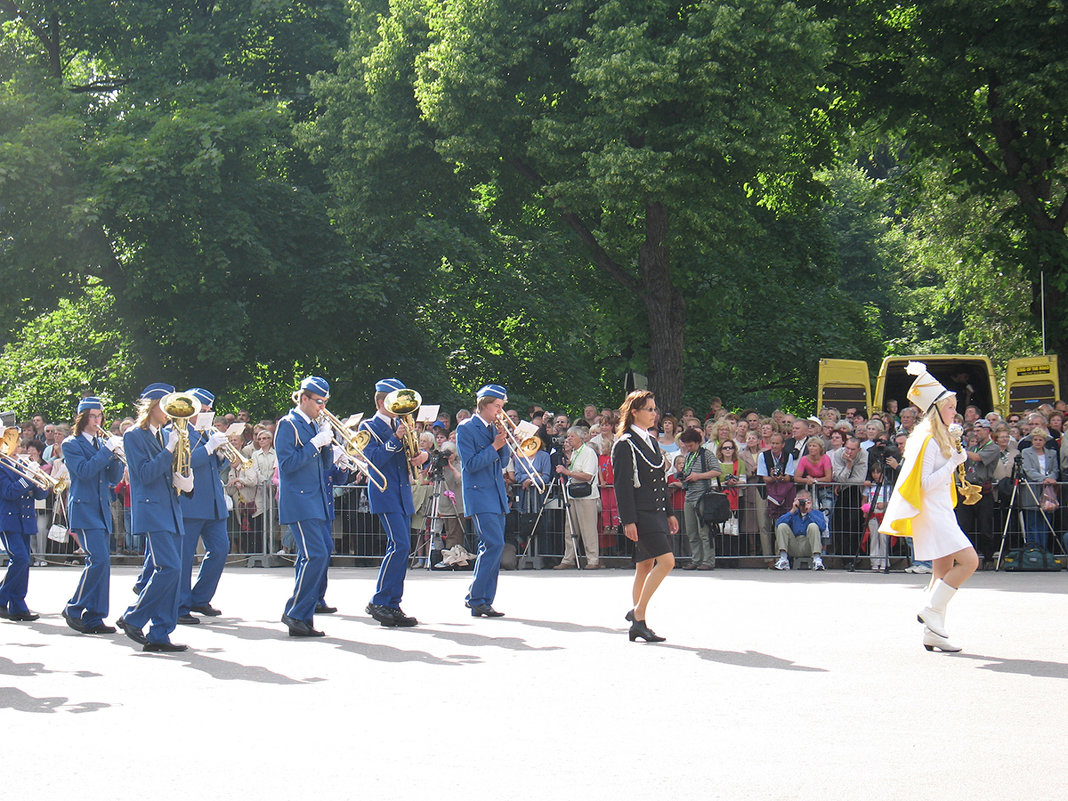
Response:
[660,643,829,672]
[955,653,1068,679]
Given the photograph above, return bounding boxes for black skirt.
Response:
[633,509,672,561]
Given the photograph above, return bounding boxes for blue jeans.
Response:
[1023,508,1051,550]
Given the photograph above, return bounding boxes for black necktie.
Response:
[93,437,100,450]
[156,429,165,448]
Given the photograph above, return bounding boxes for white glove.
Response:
[332,445,349,466]
[172,471,194,493]
[166,428,180,453]
[105,435,123,452]
[950,447,969,467]
[205,430,229,454]
[311,427,334,449]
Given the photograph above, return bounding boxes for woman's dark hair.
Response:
[678,429,702,445]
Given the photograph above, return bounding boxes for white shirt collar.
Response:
[373,410,392,424]
[630,424,652,446]
[294,407,314,425]
[82,431,97,442]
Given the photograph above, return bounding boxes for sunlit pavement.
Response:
[4,564,1067,800]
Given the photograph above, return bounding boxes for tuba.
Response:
[160,391,197,488]
[383,388,422,481]
[0,426,68,493]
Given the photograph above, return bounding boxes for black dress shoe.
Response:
[366,603,399,627]
[315,603,338,614]
[143,641,188,652]
[62,608,87,633]
[9,610,40,622]
[628,619,666,643]
[390,607,418,627]
[625,608,635,622]
[469,604,504,618]
[0,608,9,619]
[281,614,325,638]
[176,614,200,625]
[85,623,117,634]
[190,604,222,616]
[116,616,148,645]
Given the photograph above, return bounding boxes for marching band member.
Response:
[61,397,124,634]
[176,388,232,623]
[359,378,428,627]
[276,376,336,637]
[0,441,49,622]
[456,384,511,617]
[613,390,679,643]
[880,363,978,653]
[117,383,194,652]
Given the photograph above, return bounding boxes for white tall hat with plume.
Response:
[905,361,953,412]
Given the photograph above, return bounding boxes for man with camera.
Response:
[772,492,826,571]
[954,419,999,568]
[677,429,723,570]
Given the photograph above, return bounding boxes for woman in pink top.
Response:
[794,438,834,520]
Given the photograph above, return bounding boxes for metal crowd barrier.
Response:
[18,477,1067,571]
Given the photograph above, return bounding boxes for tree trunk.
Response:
[637,201,686,413]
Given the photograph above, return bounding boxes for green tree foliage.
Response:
[0,283,138,421]
[818,0,1068,386]
[0,1,360,400]
[306,0,840,412]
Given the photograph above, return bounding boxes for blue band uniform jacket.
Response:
[63,433,124,532]
[275,410,333,524]
[359,414,414,516]
[179,429,230,521]
[456,415,509,516]
[0,465,49,533]
[123,425,185,536]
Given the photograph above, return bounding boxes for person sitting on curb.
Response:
[772,492,826,571]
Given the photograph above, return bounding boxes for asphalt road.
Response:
[3,564,1067,800]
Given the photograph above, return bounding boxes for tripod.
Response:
[995,457,1066,569]
[410,472,446,570]
[517,475,586,569]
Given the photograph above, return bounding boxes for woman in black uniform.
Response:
[613,391,679,642]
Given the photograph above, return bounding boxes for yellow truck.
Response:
[818,355,1060,417]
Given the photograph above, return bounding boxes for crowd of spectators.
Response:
[5,393,1068,570]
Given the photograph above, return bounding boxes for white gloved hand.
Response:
[172,471,194,493]
[950,447,969,467]
[332,445,349,466]
[105,435,123,453]
[166,428,180,453]
[311,427,334,449]
[205,430,229,454]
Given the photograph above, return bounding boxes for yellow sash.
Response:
[880,435,957,538]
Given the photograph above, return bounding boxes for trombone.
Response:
[383,388,422,481]
[318,408,389,492]
[0,426,69,493]
[495,412,547,493]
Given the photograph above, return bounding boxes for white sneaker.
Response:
[773,555,790,570]
[910,563,932,574]
[812,555,825,571]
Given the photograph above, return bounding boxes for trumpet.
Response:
[496,412,547,493]
[95,425,126,466]
[948,424,982,506]
[383,387,422,481]
[0,426,69,493]
[160,391,197,488]
[318,408,389,492]
[211,432,253,471]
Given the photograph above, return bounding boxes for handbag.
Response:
[1040,484,1059,513]
[568,481,592,498]
[48,501,69,544]
[697,490,730,524]
[722,512,739,536]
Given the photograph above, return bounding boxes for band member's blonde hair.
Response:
[912,395,955,458]
[135,398,160,430]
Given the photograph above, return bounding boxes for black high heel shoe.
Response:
[628,619,666,643]
[625,609,635,622]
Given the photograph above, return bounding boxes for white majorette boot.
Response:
[916,578,956,638]
[922,627,961,653]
